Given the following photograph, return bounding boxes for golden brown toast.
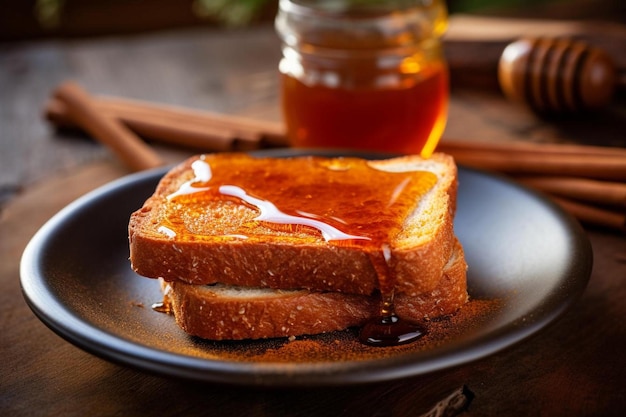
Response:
[129,153,459,297]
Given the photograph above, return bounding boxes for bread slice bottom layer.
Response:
[161,240,468,341]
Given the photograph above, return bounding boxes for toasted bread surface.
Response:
[129,153,458,296]
[163,240,467,340]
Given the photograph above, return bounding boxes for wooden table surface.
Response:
[1,16,626,416]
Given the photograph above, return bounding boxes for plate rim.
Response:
[19,151,593,386]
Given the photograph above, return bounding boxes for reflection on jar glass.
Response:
[275,0,449,158]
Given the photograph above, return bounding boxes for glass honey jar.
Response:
[275,0,449,157]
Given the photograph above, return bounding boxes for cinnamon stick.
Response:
[447,149,626,181]
[551,196,626,232]
[438,137,626,158]
[45,96,288,151]
[101,96,287,146]
[515,176,626,208]
[52,83,164,172]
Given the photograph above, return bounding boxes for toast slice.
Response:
[162,240,467,340]
[129,153,458,297]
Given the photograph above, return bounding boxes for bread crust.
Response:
[129,153,458,296]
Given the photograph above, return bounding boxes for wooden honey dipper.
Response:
[498,37,620,113]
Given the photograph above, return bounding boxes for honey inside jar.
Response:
[276,0,449,157]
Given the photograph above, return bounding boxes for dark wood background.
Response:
[2,0,624,41]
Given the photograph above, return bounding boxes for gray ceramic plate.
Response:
[20,150,592,386]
